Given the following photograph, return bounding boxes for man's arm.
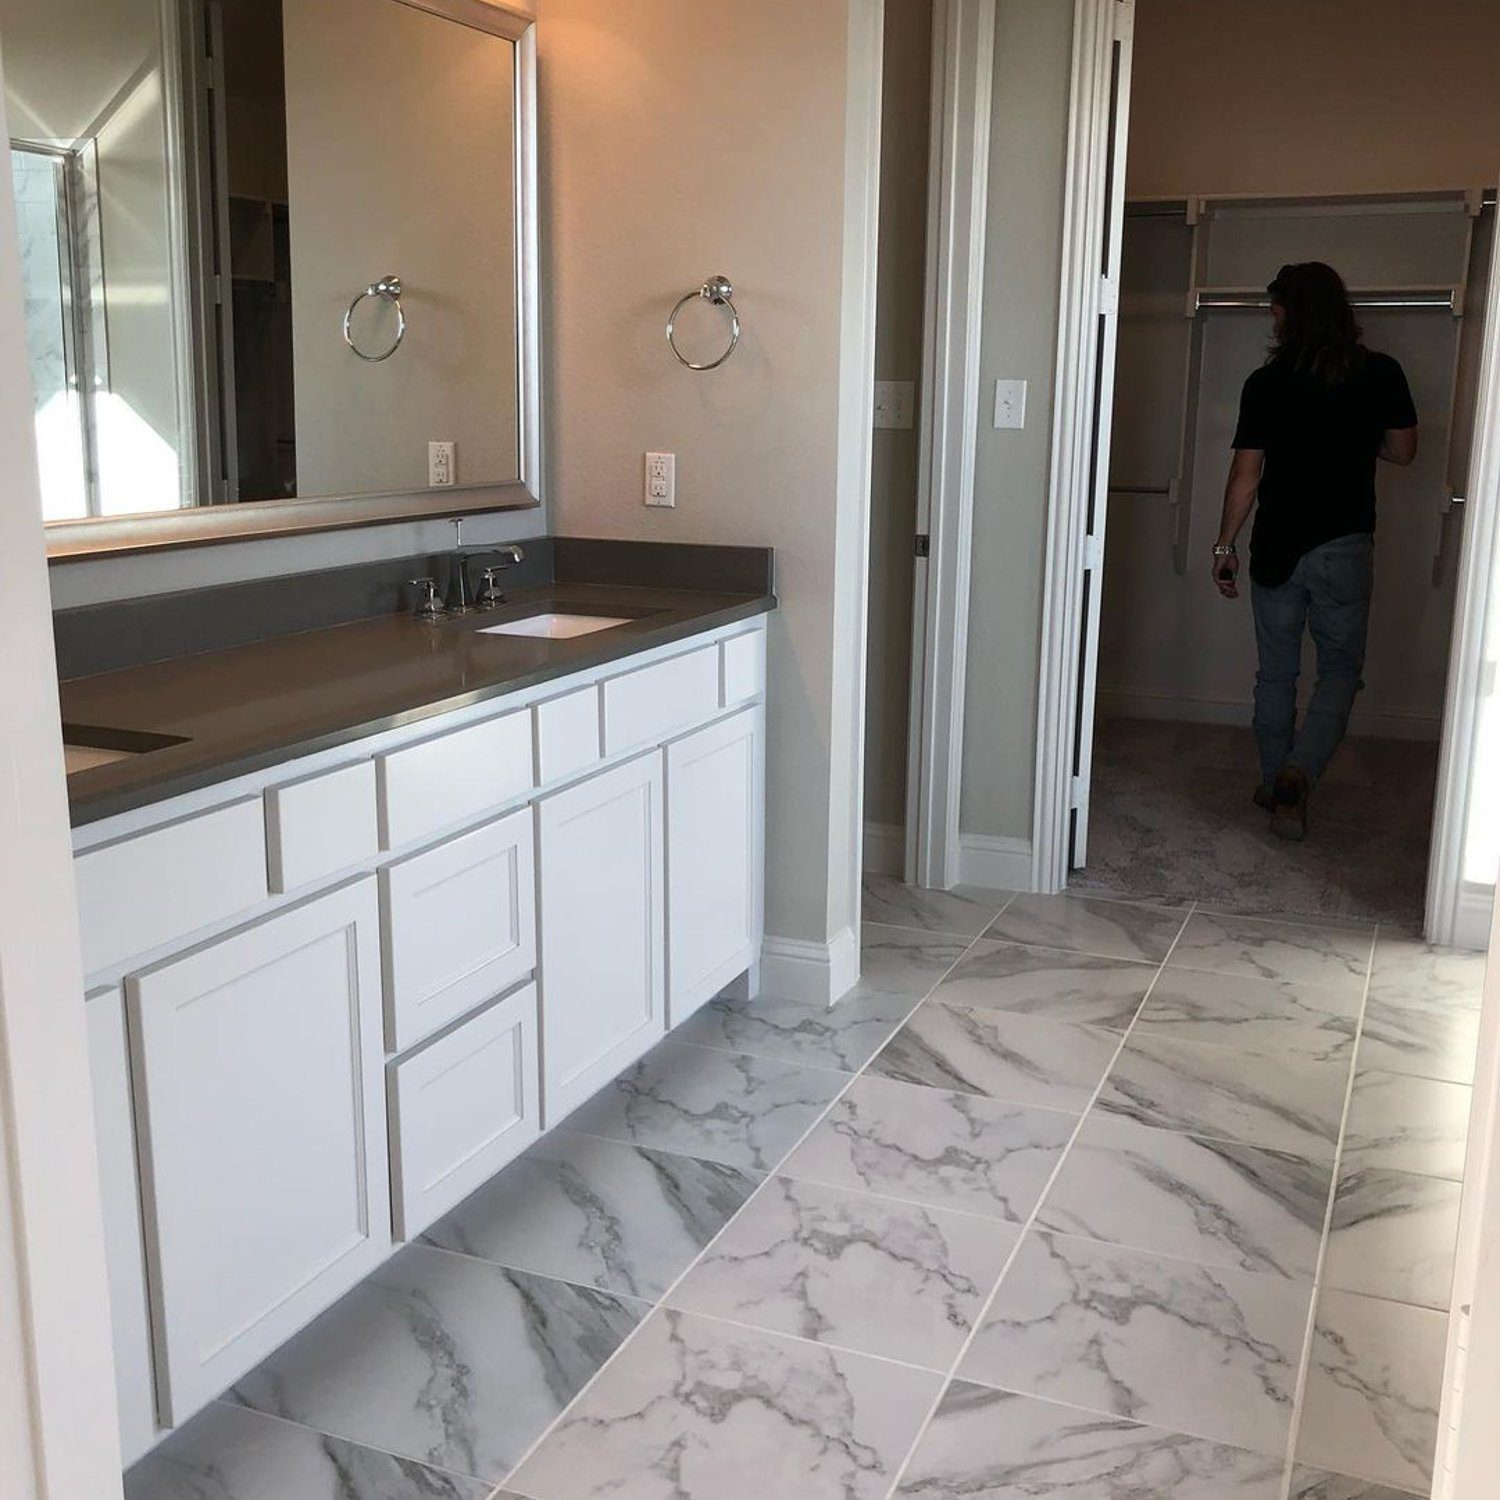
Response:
[1213,447,1263,599]
[1379,426,1418,466]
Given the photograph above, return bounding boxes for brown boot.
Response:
[1271,767,1309,842]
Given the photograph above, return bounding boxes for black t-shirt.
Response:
[1231,350,1417,587]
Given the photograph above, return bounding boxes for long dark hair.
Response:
[1267,261,1364,384]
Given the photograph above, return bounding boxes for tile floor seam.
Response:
[963,932,1170,970]
[1275,918,1382,1500]
[492,915,997,1492]
[876,899,1203,1499]
[409,1238,659,1311]
[203,1397,500,1491]
[932,1364,1299,1465]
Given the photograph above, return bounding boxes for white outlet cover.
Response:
[993,379,1027,430]
[428,440,456,486]
[644,451,676,508]
[873,380,915,431]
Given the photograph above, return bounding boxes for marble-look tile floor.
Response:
[126,879,1485,1500]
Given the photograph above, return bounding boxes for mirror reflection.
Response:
[4,0,523,522]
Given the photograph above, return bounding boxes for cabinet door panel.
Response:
[539,753,665,1122]
[129,880,390,1426]
[667,708,763,1023]
[381,807,537,1053]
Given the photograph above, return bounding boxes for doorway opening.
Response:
[1079,189,1492,929]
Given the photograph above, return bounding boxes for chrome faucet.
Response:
[477,544,526,609]
[446,518,474,614]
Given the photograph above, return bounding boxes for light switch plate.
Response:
[993,379,1027,430]
[645,451,676,508]
[874,380,915,430]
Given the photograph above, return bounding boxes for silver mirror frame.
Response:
[45,0,541,561]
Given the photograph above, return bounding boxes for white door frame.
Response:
[904,0,995,890]
[1428,206,1500,950]
[1031,0,1135,893]
[0,57,126,1500]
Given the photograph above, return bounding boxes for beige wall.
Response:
[959,0,1074,843]
[865,0,933,834]
[1129,0,1500,200]
[538,0,871,950]
[283,0,519,497]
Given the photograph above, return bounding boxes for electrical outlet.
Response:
[993,379,1027,430]
[873,380,915,430]
[428,440,456,487]
[645,451,676,508]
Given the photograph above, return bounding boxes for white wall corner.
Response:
[862,821,905,876]
[760,926,861,1007]
[958,831,1034,892]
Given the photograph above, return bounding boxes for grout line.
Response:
[1274,919,1380,1500]
[204,1396,508,1493]
[493,914,995,1491]
[876,900,1202,1498]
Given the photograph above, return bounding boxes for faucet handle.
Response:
[477,566,507,611]
[409,577,446,621]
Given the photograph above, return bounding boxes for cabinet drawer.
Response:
[720,629,766,707]
[536,685,601,785]
[75,798,269,976]
[388,983,541,1239]
[602,646,720,756]
[266,760,379,894]
[381,807,537,1053]
[377,710,534,850]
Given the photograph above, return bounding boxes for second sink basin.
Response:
[478,612,634,640]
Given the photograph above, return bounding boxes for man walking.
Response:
[1213,261,1418,840]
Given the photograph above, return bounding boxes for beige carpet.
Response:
[1070,717,1437,927]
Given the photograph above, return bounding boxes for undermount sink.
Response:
[63,724,189,775]
[478,612,634,640]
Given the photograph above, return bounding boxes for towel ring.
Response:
[667,274,740,371]
[343,275,406,362]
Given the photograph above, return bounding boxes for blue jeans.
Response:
[1249,533,1373,789]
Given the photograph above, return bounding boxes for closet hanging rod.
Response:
[1195,290,1456,314]
[1109,484,1172,496]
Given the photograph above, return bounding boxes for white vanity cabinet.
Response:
[666,706,764,1023]
[72,614,768,1457]
[538,751,666,1122]
[127,879,390,1424]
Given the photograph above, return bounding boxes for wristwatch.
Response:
[1212,543,1237,557]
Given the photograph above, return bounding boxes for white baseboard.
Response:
[1450,883,1496,952]
[1095,688,1441,743]
[760,926,861,1005]
[958,832,1033,892]
[862,821,905,876]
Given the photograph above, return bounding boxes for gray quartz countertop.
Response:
[60,580,774,827]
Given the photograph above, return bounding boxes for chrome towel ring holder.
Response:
[667,274,740,371]
[343,274,406,362]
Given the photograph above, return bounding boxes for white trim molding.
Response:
[958,832,1033,892]
[1428,183,1500,946]
[904,0,996,891]
[0,118,125,1496]
[1031,0,1135,894]
[830,0,888,943]
[1094,688,1443,743]
[760,928,862,1007]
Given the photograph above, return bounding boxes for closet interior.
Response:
[1082,190,1495,921]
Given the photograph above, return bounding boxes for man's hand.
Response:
[1212,550,1240,600]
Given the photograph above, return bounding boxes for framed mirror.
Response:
[3,0,539,557]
